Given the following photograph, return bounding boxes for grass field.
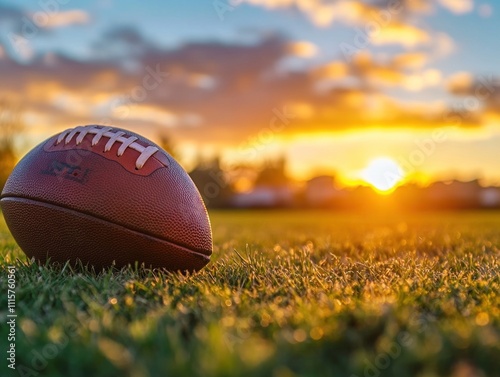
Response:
[1,210,499,377]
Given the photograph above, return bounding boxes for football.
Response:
[0,125,212,272]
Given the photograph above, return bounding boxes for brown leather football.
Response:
[0,125,212,272]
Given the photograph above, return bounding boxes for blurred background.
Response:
[0,0,499,210]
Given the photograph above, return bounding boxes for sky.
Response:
[0,0,499,188]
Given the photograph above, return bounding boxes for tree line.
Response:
[0,98,23,191]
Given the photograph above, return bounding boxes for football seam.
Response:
[0,196,212,260]
[43,142,169,177]
[56,126,161,170]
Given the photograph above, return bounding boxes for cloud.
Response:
[370,22,430,47]
[0,5,90,62]
[432,32,456,58]
[323,1,377,26]
[0,31,292,139]
[315,51,438,90]
[392,52,428,69]
[438,0,474,14]
[445,72,500,130]
[314,61,349,79]
[421,68,442,86]
[238,0,334,27]
[287,41,317,58]
[401,69,442,91]
[350,52,405,85]
[403,0,434,13]
[238,1,454,55]
[0,4,90,36]
[447,72,474,94]
[0,27,488,146]
[97,25,153,51]
[31,9,90,29]
[238,0,471,27]
[237,0,408,27]
[447,73,500,113]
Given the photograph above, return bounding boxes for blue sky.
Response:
[3,0,497,72]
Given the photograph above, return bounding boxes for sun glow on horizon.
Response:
[360,157,405,194]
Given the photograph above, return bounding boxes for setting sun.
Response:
[360,157,404,193]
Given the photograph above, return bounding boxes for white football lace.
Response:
[55,125,159,170]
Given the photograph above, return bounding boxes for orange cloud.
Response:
[238,0,404,27]
[392,52,428,69]
[238,0,335,27]
[422,69,442,86]
[316,52,439,90]
[38,9,89,28]
[0,29,490,147]
[27,9,90,29]
[447,72,474,93]
[327,1,377,25]
[438,0,474,14]
[287,41,317,58]
[404,0,433,13]
[314,61,349,79]
[371,22,430,47]
[237,0,473,29]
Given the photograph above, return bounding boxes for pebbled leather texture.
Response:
[1,198,209,271]
[0,125,213,272]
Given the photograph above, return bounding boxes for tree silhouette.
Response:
[0,98,24,190]
[254,156,289,187]
[157,132,179,160]
[189,156,233,208]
